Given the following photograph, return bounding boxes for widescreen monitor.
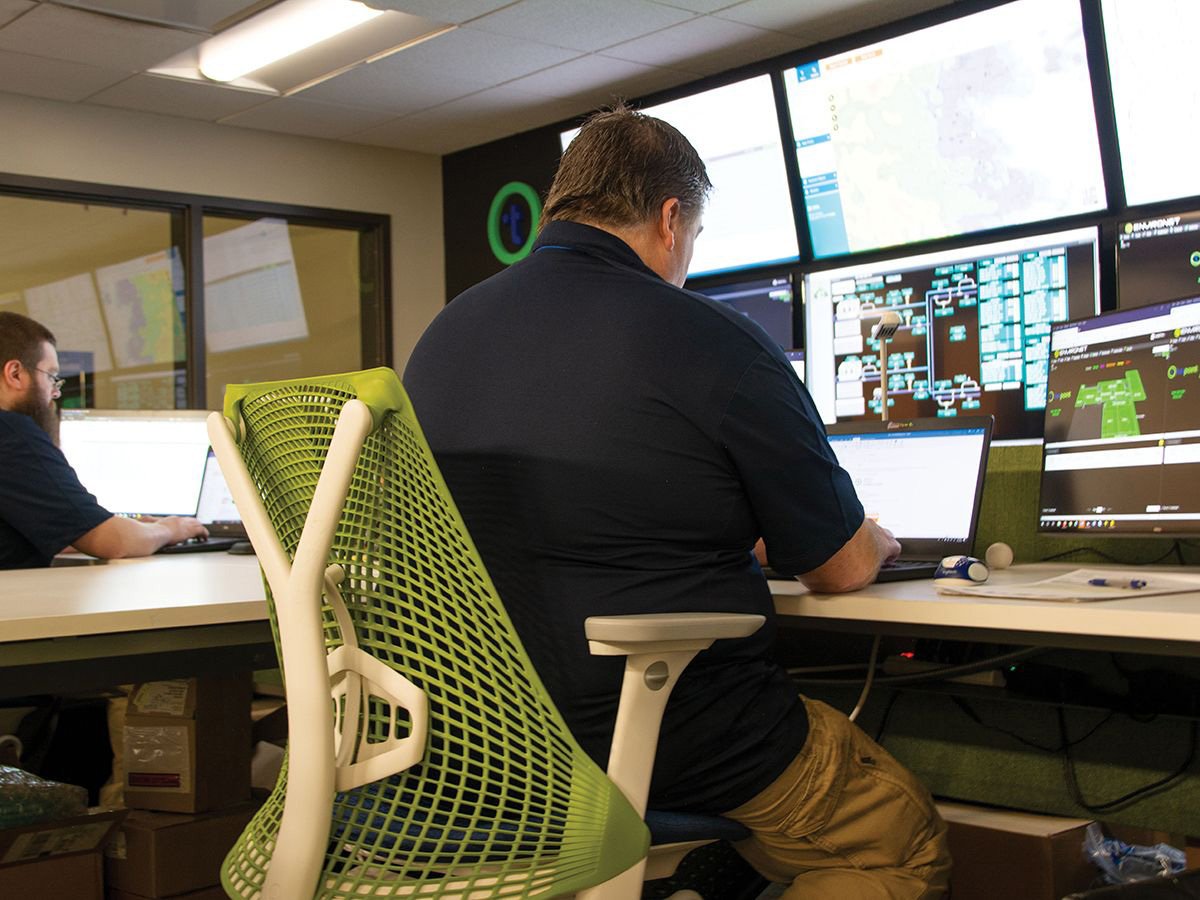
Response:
[803,226,1099,439]
[1038,297,1200,536]
[781,0,1105,258]
[693,275,794,349]
[560,74,799,278]
[1116,207,1200,310]
[1101,0,1200,206]
[785,349,805,383]
[59,409,210,517]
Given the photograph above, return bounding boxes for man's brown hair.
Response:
[542,103,712,230]
[0,311,56,371]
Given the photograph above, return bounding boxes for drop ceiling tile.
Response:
[601,15,797,76]
[715,0,950,40]
[301,27,580,112]
[0,48,129,101]
[509,54,699,103]
[0,1,34,28]
[468,0,696,53]
[361,1,522,25]
[221,96,397,140]
[648,0,745,12]
[0,3,202,71]
[89,73,269,120]
[350,83,580,153]
[52,1,260,31]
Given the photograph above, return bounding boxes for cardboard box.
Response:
[108,888,228,900]
[123,672,251,814]
[104,803,257,898]
[0,848,103,899]
[939,801,1099,900]
[0,807,125,867]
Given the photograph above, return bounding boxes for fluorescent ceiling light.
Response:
[200,0,385,83]
[150,1,453,96]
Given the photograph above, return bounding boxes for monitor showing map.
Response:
[560,74,799,278]
[1102,0,1200,206]
[803,226,1099,439]
[781,0,1106,258]
[1038,296,1200,535]
[692,274,795,349]
[1117,206,1200,309]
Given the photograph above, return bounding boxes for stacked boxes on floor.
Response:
[106,671,254,900]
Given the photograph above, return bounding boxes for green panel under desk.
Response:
[799,678,1200,837]
[973,444,1193,566]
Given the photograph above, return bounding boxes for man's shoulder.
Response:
[0,409,44,441]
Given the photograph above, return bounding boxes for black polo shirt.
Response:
[0,410,112,569]
[404,221,863,813]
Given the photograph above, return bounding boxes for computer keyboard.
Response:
[157,536,240,554]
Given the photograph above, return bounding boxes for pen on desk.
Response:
[1088,577,1148,589]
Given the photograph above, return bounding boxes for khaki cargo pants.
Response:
[726,697,952,899]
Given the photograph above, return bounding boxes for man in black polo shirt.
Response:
[404,107,950,898]
[0,311,207,569]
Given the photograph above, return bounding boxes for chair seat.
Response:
[645,810,750,845]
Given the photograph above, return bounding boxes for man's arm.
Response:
[72,515,208,559]
[795,519,900,593]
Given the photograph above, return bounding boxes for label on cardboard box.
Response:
[0,820,116,864]
[125,725,191,793]
[131,680,191,716]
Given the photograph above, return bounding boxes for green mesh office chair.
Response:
[208,368,762,900]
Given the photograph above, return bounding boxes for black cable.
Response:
[1058,706,1198,814]
[952,696,1114,753]
[872,689,900,744]
[790,645,1046,687]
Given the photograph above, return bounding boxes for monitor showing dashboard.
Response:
[1101,0,1200,206]
[1039,296,1200,535]
[59,409,211,517]
[803,226,1099,439]
[781,0,1105,258]
[693,274,794,349]
[560,74,799,278]
[1117,207,1200,310]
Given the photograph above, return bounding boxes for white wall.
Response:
[0,91,444,370]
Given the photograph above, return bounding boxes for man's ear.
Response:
[1,359,23,391]
[658,198,682,250]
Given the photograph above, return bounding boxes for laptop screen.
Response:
[825,417,993,558]
[196,448,244,535]
[59,409,210,517]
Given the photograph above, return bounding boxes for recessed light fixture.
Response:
[150,0,453,96]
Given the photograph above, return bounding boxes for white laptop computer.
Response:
[824,416,993,581]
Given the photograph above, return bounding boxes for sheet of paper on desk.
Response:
[934,568,1200,602]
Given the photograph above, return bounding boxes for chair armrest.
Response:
[585,612,764,656]
[585,612,765,822]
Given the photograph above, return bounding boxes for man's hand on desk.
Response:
[71,514,208,559]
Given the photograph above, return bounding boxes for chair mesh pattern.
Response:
[220,372,646,899]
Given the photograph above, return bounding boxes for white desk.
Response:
[771,563,1200,657]
[2,554,271,696]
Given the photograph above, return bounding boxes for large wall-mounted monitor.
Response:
[1117,207,1200,310]
[804,226,1100,439]
[1039,297,1200,535]
[1101,0,1200,207]
[692,274,794,349]
[781,0,1106,259]
[560,74,799,278]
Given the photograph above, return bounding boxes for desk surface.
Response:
[7,553,266,642]
[771,563,1200,655]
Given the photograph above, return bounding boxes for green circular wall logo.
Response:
[488,181,542,265]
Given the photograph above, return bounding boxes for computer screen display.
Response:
[1101,0,1200,206]
[560,74,799,278]
[804,226,1099,439]
[693,275,794,349]
[59,409,210,517]
[826,418,991,556]
[785,349,805,383]
[1117,207,1200,310]
[781,0,1106,258]
[1039,297,1200,535]
[196,448,243,532]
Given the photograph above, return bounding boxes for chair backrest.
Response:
[211,368,647,900]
